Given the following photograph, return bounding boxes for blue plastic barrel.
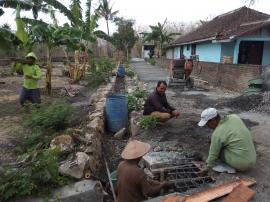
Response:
[106,93,128,133]
[117,65,125,78]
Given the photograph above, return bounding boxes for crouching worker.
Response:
[143,81,180,122]
[12,52,42,105]
[198,108,256,175]
[117,140,169,202]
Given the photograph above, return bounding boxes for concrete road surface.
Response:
[130,59,168,82]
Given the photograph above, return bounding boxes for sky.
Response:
[0,0,269,33]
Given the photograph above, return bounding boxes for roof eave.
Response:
[168,36,217,47]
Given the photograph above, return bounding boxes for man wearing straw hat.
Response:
[117,140,169,202]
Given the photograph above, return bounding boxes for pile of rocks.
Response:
[50,79,115,180]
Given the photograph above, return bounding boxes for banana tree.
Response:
[0,27,21,53]
[23,17,97,93]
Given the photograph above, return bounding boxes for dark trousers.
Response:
[19,87,41,105]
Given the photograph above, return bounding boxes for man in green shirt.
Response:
[12,52,42,105]
[198,108,256,173]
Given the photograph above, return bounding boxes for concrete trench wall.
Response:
[85,77,115,172]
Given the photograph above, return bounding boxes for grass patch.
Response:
[0,101,74,201]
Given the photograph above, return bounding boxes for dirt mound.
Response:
[221,92,270,114]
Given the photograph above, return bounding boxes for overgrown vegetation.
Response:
[0,148,70,201]
[138,115,159,129]
[87,57,116,87]
[0,101,73,201]
[23,102,73,133]
[128,87,147,112]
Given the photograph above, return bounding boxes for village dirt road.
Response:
[130,59,270,202]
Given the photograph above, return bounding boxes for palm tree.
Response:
[141,19,181,57]
[96,0,119,35]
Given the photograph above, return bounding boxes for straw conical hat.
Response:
[121,140,151,160]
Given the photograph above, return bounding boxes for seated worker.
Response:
[117,140,169,202]
[143,81,180,122]
[184,57,193,80]
[12,52,42,105]
[198,108,256,174]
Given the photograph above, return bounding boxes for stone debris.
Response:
[52,180,104,202]
[59,152,90,179]
[130,111,143,136]
[114,128,126,139]
[87,117,104,135]
[50,135,74,153]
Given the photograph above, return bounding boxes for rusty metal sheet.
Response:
[184,177,256,202]
[223,184,255,202]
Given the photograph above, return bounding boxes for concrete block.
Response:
[59,152,90,179]
[52,180,104,202]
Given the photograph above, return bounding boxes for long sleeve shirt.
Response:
[117,161,163,202]
[206,114,256,171]
[143,90,175,115]
[13,63,42,89]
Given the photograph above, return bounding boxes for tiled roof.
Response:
[171,6,270,46]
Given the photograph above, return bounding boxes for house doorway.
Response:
[238,41,263,65]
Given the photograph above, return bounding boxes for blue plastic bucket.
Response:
[117,65,125,78]
[106,93,128,133]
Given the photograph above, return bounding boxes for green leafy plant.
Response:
[23,101,73,132]
[0,148,70,201]
[128,88,147,112]
[125,68,135,78]
[138,115,159,129]
[87,57,116,87]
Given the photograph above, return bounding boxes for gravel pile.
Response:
[222,92,270,114]
[250,92,270,114]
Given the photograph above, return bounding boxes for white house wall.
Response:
[166,48,173,59]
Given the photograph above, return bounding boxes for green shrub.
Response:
[138,115,159,129]
[125,68,135,78]
[87,58,116,87]
[128,88,147,112]
[23,102,73,132]
[0,148,70,201]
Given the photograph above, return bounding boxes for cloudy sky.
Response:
[0,0,269,33]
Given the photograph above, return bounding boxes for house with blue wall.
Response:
[167,7,270,66]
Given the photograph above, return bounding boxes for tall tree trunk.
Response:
[88,0,92,16]
[45,46,52,95]
[106,20,110,36]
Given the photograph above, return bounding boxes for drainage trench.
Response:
[107,80,210,198]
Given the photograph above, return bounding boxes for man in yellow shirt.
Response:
[12,52,42,105]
